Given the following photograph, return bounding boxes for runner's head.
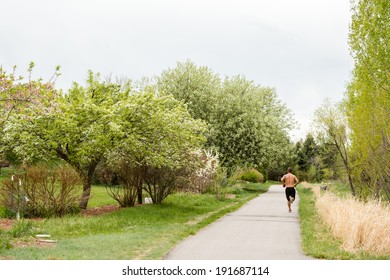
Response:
[287,167,292,173]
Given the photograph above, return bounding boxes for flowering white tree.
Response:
[0,63,60,127]
[189,149,219,193]
[158,61,294,175]
[0,63,60,166]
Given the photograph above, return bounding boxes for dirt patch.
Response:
[82,205,120,216]
[0,219,15,231]
[12,238,56,249]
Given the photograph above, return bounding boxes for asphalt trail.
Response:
[165,185,312,260]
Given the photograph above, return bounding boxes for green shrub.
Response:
[227,166,246,185]
[10,220,34,238]
[239,168,264,183]
[143,166,188,204]
[0,206,16,219]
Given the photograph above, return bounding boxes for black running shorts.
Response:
[285,187,296,201]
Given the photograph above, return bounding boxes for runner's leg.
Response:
[285,188,292,212]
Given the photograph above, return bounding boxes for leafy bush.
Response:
[227,166,246,185]
[0,165,81,218]
[105,161,141,207]
[104,149,208,207]
[143,166,189,204]
[239,168,264,183]
[229,167,264,184]
[0,206,16,219]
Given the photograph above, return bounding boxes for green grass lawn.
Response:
[298,184,389,260]
[88,185,118,207]
[0,181,272,260]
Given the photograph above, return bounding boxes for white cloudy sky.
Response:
[1,0,354,141]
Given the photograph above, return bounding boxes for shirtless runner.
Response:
[281,167,299,212]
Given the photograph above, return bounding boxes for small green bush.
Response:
[10,220,34,238]
[239,168,264,183]
[227,166,246,185]
[0,206,16,219]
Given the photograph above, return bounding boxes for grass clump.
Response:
[0,220,36,254]
[10,220,35,238]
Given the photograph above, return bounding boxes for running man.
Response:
[281,167,299,212]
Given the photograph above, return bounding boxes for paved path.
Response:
[165,185,311,260]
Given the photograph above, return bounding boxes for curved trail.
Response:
[165,185,312,260]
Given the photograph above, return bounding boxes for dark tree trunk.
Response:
[78,160,99,209]
[137,184,143,205]
[334,140,356,196]
[137,165,145,204]
[79,180,92,209]
[55,146,100,209]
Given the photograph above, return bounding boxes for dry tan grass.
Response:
[307,183,390,256]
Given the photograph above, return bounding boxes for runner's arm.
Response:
[294,176,299,187]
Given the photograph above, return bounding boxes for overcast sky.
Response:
[1,0,354,141]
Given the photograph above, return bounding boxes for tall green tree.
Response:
[158,61,294,174]
[158,60,220,122]
[314,99,355,194]
[211,76,293,173]
[297,134,318,172]
[347,0,390,199]
[294,133,324,182]
[108,92,206,205]
[4,71,127,209]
